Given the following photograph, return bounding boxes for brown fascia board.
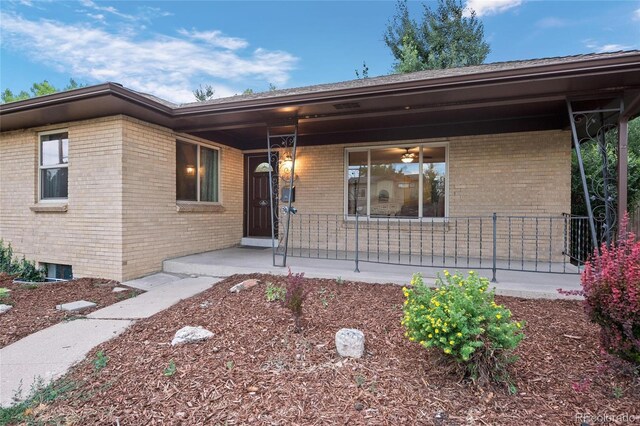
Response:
[0,82,174,117]
[173,52,640,116]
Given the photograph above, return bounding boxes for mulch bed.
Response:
[29,274,639,425]
[0,273,142,348]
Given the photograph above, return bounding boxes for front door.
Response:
[245,154,277,237]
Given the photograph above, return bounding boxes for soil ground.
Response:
[0,273,142,348]
[19,274,640,425]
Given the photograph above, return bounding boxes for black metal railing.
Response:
[279,213,592,281]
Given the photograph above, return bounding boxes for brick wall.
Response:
[120,117,244,280]
[280,130,571,262]
[0,116,124,279]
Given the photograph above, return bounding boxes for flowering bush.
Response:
[581,224,640,365]
[282,269,308,333]
[402,271,524,386]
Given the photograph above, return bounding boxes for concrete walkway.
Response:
[164,247,583,299]
[0,275,218,407]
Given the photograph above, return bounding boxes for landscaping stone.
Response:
[171,326,214,346]
[335,328,365,358]
[0,304,12,314]
[112,287,129,293]
[229,279,260,293]
[56,300,97,312]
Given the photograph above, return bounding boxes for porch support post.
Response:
[618,115,629,229]
[566,99,599,250]
[267,128,277,266]
[281,123,298,268]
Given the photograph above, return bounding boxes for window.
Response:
[43,263,73,280]
[346,144,447,218]
[39,131,69,200]
[176,140,219,202]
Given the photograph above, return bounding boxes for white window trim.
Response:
[38,129,69,203]
[176,139,222,204]
[343,141,449,221]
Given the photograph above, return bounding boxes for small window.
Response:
[176,140,219,202]
[254,162,273,173]
[39,131,69,200]
[43,263,73,280]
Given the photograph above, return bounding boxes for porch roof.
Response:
[1,50,640,149]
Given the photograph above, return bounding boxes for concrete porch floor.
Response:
[163,247,583,299]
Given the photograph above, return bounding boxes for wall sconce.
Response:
[279,152,298,182]
[185,165,196,176]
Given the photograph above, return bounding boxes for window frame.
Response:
[176,139,222,204]
[38,129,69,203]
[343,141,449,220]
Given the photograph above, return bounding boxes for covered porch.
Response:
[162,246,581,299]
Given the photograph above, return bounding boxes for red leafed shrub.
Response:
[282,269,308,333]
[581,219,640,365]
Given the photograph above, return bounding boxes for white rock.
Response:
[171,326,214,346]
[335,328,365,358]
[0,304,13,314]
[229,279,260,293]
[112,287,129,293]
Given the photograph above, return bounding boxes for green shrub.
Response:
[0,239,46,282]
[265,282,286,302]
[402,271,524,387]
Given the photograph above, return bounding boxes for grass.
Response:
[0,377,77,425]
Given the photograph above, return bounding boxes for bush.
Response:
[581,223,640,365]
[402,271,524,387]
[282,269,308,333]
[265,282,286,302]
[0,240,45,282]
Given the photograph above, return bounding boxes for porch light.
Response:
[281,153,294,173]
[185,164,196,176]
[401,148,416,163]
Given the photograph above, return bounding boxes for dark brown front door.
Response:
[246,154,276,237]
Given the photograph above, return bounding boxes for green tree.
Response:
[193,84,216,102]
[355,61,370,79]
[1,78,85,104]
[384,0,490,73]
[571,118,640,217]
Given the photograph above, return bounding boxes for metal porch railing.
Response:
[277,213,592,281]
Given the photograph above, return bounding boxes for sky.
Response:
[1,0,639,104]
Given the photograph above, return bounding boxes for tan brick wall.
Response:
[280,130,571,262]
[0,116,124,279]
[121,117,243,280]
[0,115,244,281]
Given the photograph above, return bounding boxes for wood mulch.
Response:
[29,273,639,425]
[0,273,142,348]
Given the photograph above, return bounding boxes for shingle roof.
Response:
[169,50,639,108]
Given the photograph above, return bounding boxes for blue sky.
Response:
[1,0,639,104]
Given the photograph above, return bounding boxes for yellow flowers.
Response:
[444,348,451,354]
[449,340,455,345]
[496,314,502,320]
[456,332,463,337]
[435,329,439,334]
[428,334,433,338]
[516,322,522,329]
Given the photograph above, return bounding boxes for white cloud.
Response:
[177,29,248,50]
[535,17,567,29]
[584,39,632,53]
[464,0,522,17]
[0,12,298,104]
[79,0,136,21]
[634,8,640,21]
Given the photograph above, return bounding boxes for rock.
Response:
[56,300,97,312]
[171,326,214,346]
[112,287,129,293]
[335,328,365,358]
[200,301,211,308]
[229,279,260,293]
[0,304,13,314]
[354,402,364,411]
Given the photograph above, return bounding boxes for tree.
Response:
[1,78,85,104]
[355,61,370,79]
[384,0,490,73]
[193,84,216,102]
